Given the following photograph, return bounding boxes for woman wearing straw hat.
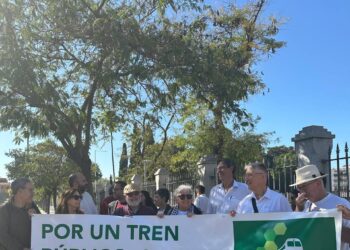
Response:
[290,164,350,249]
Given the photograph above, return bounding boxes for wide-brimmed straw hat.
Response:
[123,183,141,194]
[290,164,327,187]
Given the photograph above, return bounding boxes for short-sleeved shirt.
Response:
[207,180,250,214]
[303,193,350,250]
[194,194,209,214]
[237,188,292,214]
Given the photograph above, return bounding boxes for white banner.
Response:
[31,210,342,250]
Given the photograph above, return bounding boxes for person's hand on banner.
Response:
[229,210,236,217]
[337,205,350,220]
[157,211,165,218]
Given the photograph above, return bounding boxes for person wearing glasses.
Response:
[0,177,39,250]
[167,184,202,216]
[236,162,292,214]
[68,172,98,214]
[56,189,84,214]
[290,164,350,249]
[113,183,156,216]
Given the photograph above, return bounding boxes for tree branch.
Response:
[153,112,176,164]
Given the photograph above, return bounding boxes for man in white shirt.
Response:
[69,172,98,214]
[236,162,292,214]
[207,159,250,214]
[291,164,350,249]
[194,185,209,214]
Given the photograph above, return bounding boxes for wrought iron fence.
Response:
[141,171,199,206]
[266,165,297,194]
[166,171,199,206]
[324,143,350,199]
[142,180,157,198]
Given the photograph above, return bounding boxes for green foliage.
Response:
[266,146,297,170]
[5,140,80,210]
[166,0,285,158]
[0,0,285,182]
[129,124,142,169]
[118,143,128,178]
[0,0,201,189]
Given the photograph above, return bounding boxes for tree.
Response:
[0,0,284,188]
[5,140,81,212]
[129,124,143,169]
[167,0,285,159]
[0,0,199,192]
[266,146,297,169]
[119,143,128,178]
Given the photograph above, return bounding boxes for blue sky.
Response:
[1,1,350,179]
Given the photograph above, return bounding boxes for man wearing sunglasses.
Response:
[207,159,250,214]
[113,183,156,216]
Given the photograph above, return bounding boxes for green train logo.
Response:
[256,223,303,250]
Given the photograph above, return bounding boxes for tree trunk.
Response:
[67,148,93,195]
[53,188,57,211]
[46,193,51,214]
[213,104,225,160]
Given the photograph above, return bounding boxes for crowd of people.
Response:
[1,159,350,250]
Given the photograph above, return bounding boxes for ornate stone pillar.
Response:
[154,168,169,190]
[292,125,335,191]
[197,155,217,196]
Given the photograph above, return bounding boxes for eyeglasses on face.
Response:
[126,191,140,197]
[71,195,83,200]
[244,172,265,178]
[297,180,317,191]
[178,194,193,200]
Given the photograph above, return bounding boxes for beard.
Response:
[127,197,141,207]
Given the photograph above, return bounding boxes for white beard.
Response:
[127,197,141,207]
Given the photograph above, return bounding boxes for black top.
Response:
[167,204,202,215]
[0,200,39,250]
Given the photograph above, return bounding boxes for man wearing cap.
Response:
[291,164,350,249]
[113,183,156,216]
[236,162,292,214]
[0,178,39,250]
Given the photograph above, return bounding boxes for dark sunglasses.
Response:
[178,194,193,200]
[71,195,83,200]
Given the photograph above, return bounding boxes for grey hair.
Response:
[174,184,192,197]
[245,162,268,174]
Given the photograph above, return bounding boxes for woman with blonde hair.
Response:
[56,188,84,214]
